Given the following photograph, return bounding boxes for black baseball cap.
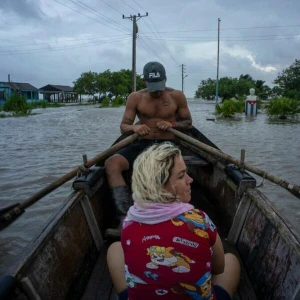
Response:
[143,61,166,92]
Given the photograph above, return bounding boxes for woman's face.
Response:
[164,155,193,203]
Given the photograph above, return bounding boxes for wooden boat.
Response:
[0,127,299,300]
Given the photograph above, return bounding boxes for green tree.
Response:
[271,86,283,98]
[273,59,300,99]
[73,71,98,98]
[96,70,111,99]
[109,70,129,99]
[219,77,239,101]
[194,78,216,99]
[195,74,271,101]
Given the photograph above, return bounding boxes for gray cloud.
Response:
[0,0,299,97]
[0,0,44,20]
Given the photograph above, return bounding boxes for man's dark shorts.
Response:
[117,139,175,169]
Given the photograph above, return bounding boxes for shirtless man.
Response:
[105,61,192,238]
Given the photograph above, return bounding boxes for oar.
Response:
[0,133,139,230]
[169,128,300,200]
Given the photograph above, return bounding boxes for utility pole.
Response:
[123,12,148,92]
[215,18,221,104]
[181,64,188,92]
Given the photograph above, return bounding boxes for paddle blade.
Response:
[0,203,24,231]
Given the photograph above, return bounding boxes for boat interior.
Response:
[77,144,258,300]
[2,131,299,300]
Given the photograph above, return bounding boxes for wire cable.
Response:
[0,37,131,56]
[53,0,128,33]
[119,0,139,13]
[75,0,131,32]
[0,34,130,49]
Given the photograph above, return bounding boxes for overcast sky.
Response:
[0,0,299,98]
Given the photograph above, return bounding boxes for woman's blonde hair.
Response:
[131,142,182,203]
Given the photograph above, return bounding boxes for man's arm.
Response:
[120,93,150,136]
[156,90,192,131]
[173,90,193,129]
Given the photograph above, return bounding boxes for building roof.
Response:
[0,81,38,91]
[39,84,74,92]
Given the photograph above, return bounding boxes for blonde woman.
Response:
[107,142,240,300]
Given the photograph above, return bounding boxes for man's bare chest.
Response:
[137,98,177,119]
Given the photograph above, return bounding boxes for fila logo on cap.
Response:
[148,72,160,78]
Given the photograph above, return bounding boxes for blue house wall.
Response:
[0,82,39,106]
[0,82,11,106]
[21,91,39,102]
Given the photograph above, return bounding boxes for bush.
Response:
[101,96,111,107]
[215,99,244,118]
[265,97,300,119]
[28,101,65,109]
[28,101,48,109]
[112,97,125,107]
[3,93,31,115]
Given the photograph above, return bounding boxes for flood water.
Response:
[0,99,299,274]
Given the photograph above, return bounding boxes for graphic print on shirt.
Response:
[124,264,147,288]
[146,246,195,273]
[171,209,215,238]
[171,271,213,300]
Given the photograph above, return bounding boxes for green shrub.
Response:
[265,97,300,119]
[112,97,125,107]
[101,96,111,107]
[28,101,65,109]
[28,101,48,109]
[3,93,31,115]
[215,99,244,118]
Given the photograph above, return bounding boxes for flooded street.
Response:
[0,99,299,274]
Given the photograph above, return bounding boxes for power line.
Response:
[140,24,300,34]
[0,37,131,56]
[98,0,123,15]
[148,16,178,65]
[138,36,168,66]
[140,33,300,39]
[140,36,299,42]
[131,0,146,12]
[75,0,131,33]
[120,0,139,13]
[0,34,129,49]
[125,0,179,65]
[53,0,129,33]
[139,20,176,64]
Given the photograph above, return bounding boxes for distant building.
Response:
[39,85,78,103]
[0,80,39,106]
